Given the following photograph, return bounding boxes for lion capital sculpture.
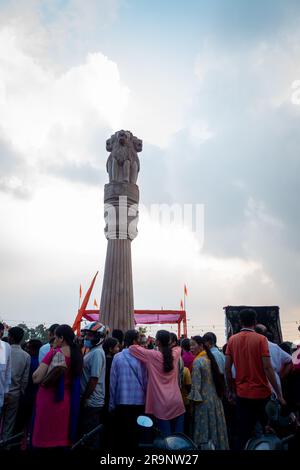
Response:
[106,130,142,184]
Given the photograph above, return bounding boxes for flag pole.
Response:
[78,286,81,310]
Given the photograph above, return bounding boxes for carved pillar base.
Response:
[100,239,134,332]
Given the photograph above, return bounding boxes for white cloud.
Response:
[133,208,276,340]
[0,177,105,325]
[0,175,31,198]
[0,26,129,166]
[245,197,285,230]
[188,120,215,145]
[0,1,300,345]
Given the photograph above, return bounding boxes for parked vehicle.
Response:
[224,305,282,344]
[137,415,214,451]
[245,398,300,450]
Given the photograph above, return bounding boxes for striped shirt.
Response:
[109,348,147,410]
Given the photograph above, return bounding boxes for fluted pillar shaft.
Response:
[100,239,134,332]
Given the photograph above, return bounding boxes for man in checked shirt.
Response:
[109,330,147,452]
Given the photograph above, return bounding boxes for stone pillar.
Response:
[100,239,134,332]
[100,130,142,332]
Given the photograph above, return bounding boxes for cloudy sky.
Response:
[1,0,300,343]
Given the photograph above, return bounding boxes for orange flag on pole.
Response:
[93,298,99,308]
[184,284,188,296]
[73,271,99,334]
[180,299,184,310]
[79,284,82,298]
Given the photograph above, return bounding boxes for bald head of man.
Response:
[254,323,268,336]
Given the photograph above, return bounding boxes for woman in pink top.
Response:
[129,330,185,436]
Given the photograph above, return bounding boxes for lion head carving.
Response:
[106,130,142,184]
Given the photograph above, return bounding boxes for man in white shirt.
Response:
[255,324,292,395]
[1,327,30,440]
[0,327,11,420]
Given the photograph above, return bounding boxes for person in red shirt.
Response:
[225,308,286,449]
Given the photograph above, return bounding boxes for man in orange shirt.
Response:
[225,309,286,449]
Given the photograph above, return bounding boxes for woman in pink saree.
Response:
[32,325,83,448]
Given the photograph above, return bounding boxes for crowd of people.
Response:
[0,308,299,452]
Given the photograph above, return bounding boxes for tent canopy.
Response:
[79,309,187,337]
[72,273,188,337]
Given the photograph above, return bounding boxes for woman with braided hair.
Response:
[189,335,229,449]
[129,329,185,436]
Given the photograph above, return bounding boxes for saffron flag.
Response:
[180,299,184,310]
[93,298,99,308]
[72,271,99,335]
[184,284,188,296]
[79,284,82,298]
